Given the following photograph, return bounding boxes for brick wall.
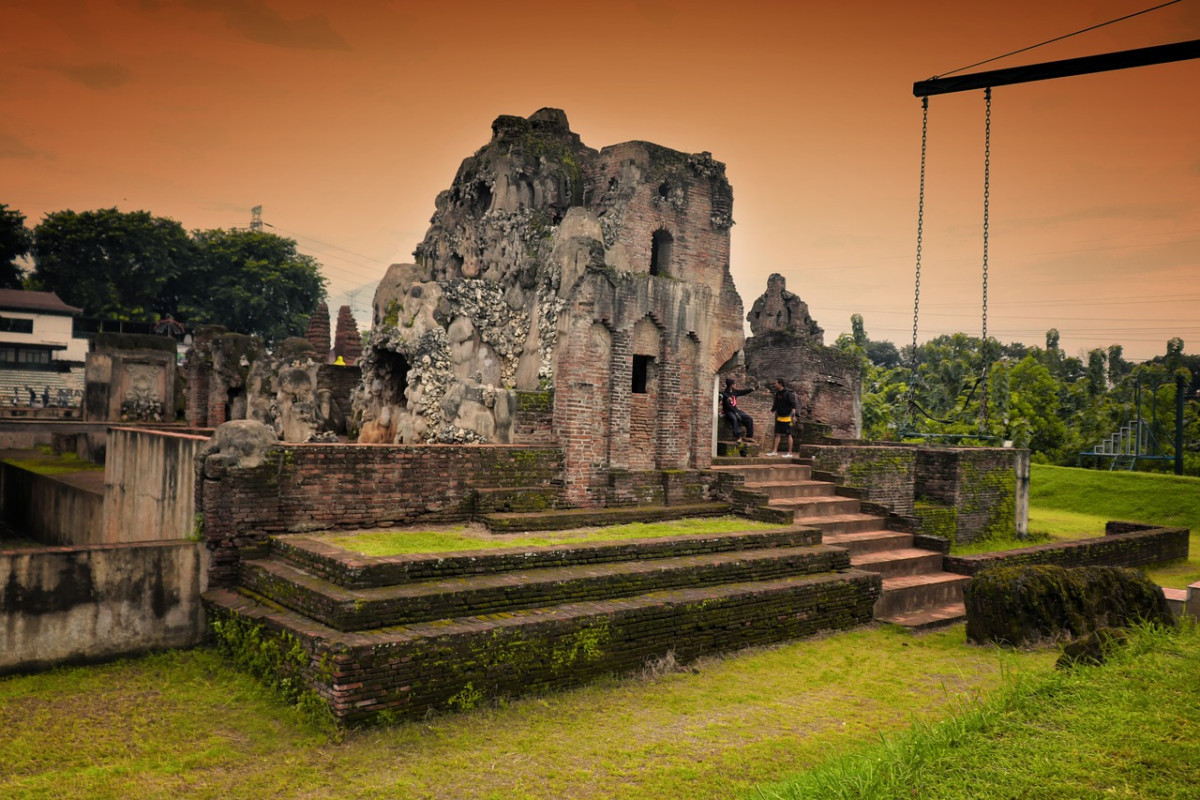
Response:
[741,331,862,439]
[797,444,918,514]
[944,524,1189,575]
[916,448,1018,544]
[197,444,563,586]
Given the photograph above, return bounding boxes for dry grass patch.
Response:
[0,625,1055,800]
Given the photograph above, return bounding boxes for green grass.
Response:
[0,625,1051,800]
[1030,464,1200,589]
[951,465,1199,588]
[320,516,788,556]
[751,620,1200,799]
[2,454,104,475]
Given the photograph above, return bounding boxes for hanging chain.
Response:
[906,96,929,430]
[979,87,992,431]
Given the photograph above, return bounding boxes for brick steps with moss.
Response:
[481,501,730,533]
[239,541,852,631]
[203,565,881,725]
[710,461,968,629]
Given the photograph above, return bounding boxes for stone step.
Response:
[203,568,881,724]
[742,480,836,500]
[241,543,852,631]
[821,529,914,555]
[710,463,813,482]
[481,502,730,533]
[271,526,823,589]
[768,496,862,518]
[877,602,967,630]
[851,548,945,579]
[874,572,970,618]
[794,513,888,535]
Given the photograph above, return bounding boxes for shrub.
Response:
[964,564,1173,646]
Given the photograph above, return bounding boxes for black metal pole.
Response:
[914,39,1200,97]
[1176,374,1185,475]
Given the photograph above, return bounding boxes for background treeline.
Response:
[1,203,326,344]
[836,314,1200,475]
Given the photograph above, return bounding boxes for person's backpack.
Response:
[787,389,801,413]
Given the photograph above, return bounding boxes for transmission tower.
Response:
[249,205,263,231]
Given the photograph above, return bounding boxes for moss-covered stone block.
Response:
[964,564,1173,647]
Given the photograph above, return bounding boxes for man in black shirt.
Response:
[719,377,755,443]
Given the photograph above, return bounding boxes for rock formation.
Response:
[357,108,745,502]
[747,273,823,341]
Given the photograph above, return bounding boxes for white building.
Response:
[0,289,88,407]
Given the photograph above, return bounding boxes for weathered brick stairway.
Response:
[710,456,969,628]
[203,510,880,724]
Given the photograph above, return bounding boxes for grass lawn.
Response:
[961,464,1200,589]
[318,516,789,556]
[753,620,1200,799]
[0,625,1051,800]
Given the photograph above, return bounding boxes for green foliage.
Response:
[207,611,333,728]
[846,314,1198,472]
[27,207,326,342]
[31,207,195,320]
[0,203,32,288]
[182,228,327,343]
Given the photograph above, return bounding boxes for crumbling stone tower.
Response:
[357,108,744,505]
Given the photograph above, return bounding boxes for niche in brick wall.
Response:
[650,229,673,277]
[632,355,654,394]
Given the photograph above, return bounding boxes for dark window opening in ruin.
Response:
[649,230,673,277]
[471,181,492,215]
[449,252,465,274]
[632,355,654,394]
[376,349,411,407]
[658,182,671,198]
[608,177,619,192]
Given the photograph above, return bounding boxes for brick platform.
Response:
[203,521,879,724]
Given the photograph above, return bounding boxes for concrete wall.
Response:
[0,540,208,675]
[0,462,103,545]
[103,427,206,543]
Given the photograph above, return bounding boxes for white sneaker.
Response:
[766,451,778,456]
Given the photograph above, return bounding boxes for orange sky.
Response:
[3,0,1198,361]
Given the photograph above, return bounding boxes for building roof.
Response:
[0,289,83,316]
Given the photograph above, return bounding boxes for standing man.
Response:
[719,377,756,443]
[768,378,798,456]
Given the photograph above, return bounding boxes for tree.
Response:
[182,229,326,343]
[31,208,194,319]
[0,204,33,289]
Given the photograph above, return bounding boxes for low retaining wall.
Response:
[797,443,1030,545]
[0,461,103,544]
[198,444,566,586]
[103,427,207,543]
[0,540,208,675]
[944,522,1189,576]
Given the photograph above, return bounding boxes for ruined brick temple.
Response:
[355,108,745,504]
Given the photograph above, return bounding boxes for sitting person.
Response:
[719,377,756,443]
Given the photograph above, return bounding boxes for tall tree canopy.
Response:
[183,229,326,344]
[31,208,193,320]
[0,204,33,289]
[29,208,326,342]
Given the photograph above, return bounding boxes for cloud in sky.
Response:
[0,132,39,159]
[48,62,134,90]
[182,0,351,51]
